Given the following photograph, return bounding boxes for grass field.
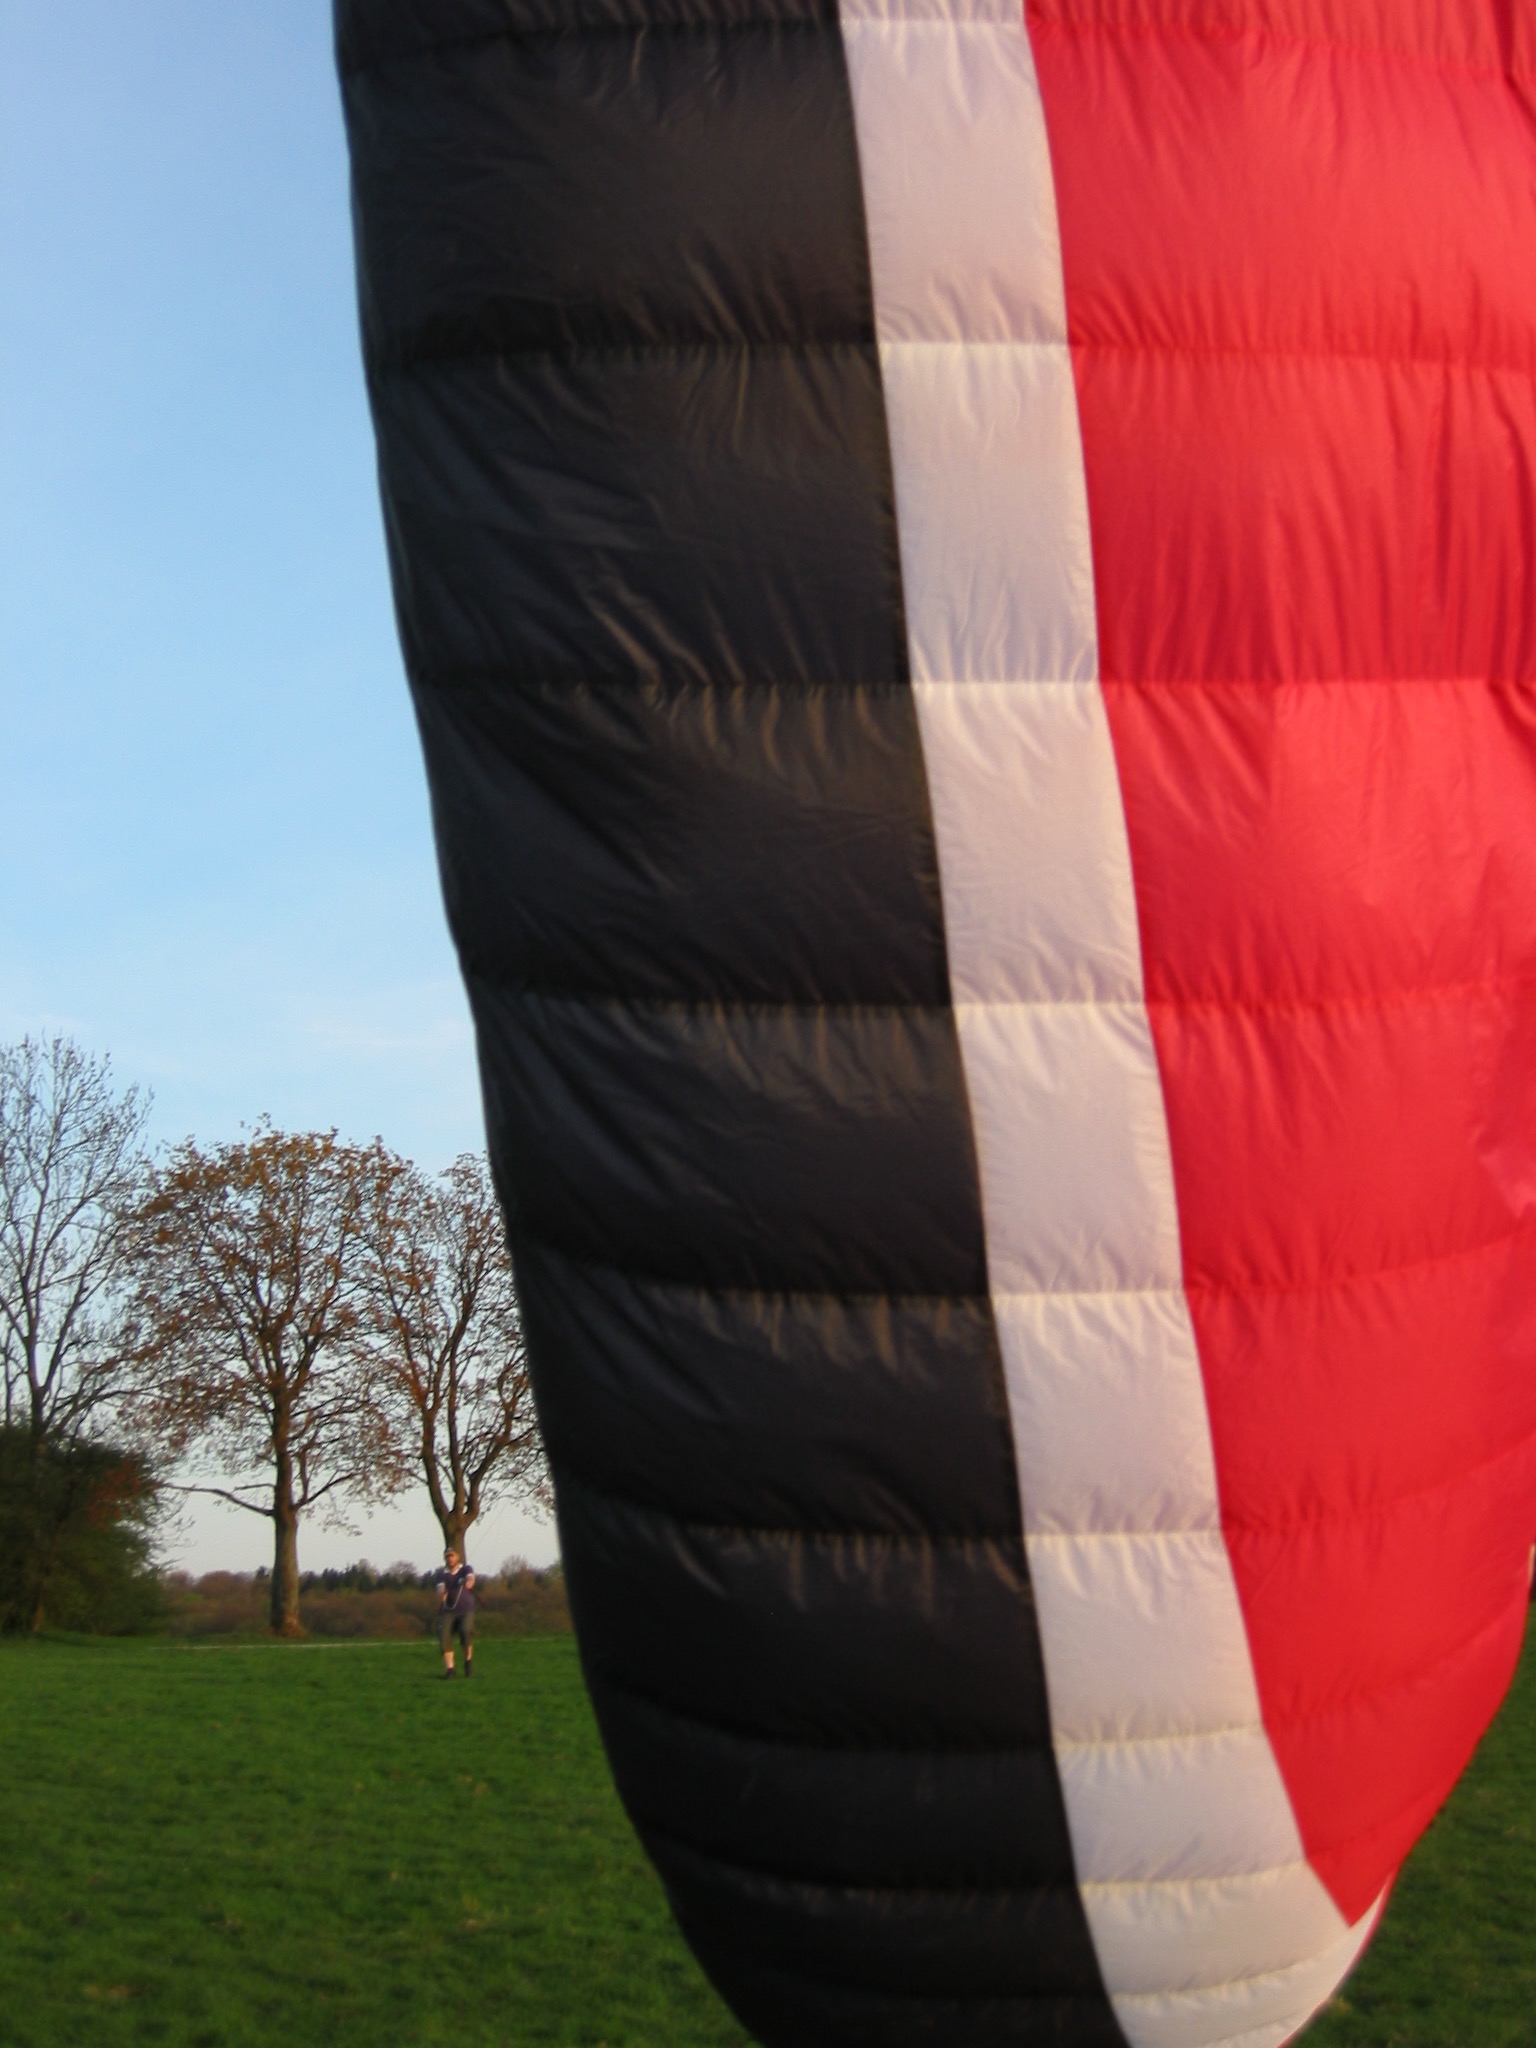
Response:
[0,1630,1531,2048]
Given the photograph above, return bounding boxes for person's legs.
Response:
[438,1611,457,1675]
[462,1612,475,1678]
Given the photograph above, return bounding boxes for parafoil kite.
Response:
[337,2,1536,2041]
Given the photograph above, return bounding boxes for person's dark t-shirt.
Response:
[435,1564,475,1615]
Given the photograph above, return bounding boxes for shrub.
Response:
[0,1425,162,1634]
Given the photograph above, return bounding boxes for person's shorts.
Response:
[438,1608,475,1650]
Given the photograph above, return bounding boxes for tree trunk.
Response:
[446,1458,470,1558]
[426,1438,469,1557]
[24,1420,49,1632]
[270,1457,303,1636]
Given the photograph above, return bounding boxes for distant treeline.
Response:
[162,1561,570,1639]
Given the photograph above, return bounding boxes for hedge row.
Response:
[161,1565,571,1638]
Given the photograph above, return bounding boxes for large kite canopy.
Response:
[338,2,1536,2041]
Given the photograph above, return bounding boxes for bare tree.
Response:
[0,1037,151,1454]
[128,1124,396,1634]
[363,1153,545,1556]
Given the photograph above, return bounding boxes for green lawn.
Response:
[0,1629,1530,2047]
[1307,1628,1536,2048]
[0,1636,746,2048]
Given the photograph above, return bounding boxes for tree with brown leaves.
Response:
[362,1153,545,1556]
[129,1124,397,1634]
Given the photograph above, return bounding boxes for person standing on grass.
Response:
[434,1546,476,1679]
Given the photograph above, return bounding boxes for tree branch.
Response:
[166,1481,275,1518]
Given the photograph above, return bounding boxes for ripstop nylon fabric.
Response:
[338,1,1536,2042]
[340,1,1123,2041]
[840,2,1380,2040]
[1027,0,1536,1931]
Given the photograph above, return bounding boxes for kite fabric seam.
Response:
[516,1208,1536,1304]
[648,1831,1367,2007]
[552,1435,1536,1550]
[374,337,1536,383]
[414,663,1536,694]
[465,973,1536,1016]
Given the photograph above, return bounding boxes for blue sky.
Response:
[1,2,553,1570]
